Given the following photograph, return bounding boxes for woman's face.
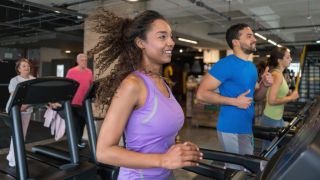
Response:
[279,50,292,68]
[139,19,175,65]
[18,61,31,76]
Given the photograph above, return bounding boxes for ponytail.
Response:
[88,9,166,107]
[267,46,289,70]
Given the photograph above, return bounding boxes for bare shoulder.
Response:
[271,71,283,84]
[271,71,282,79]
[117,73,144,95]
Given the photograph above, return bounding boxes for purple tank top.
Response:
[118,71,184,180]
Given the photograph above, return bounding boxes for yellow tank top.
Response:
[263,69,289,120]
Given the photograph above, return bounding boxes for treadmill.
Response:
[256,99,315,158]
[0,78,96,180]
[184,96,320,179]
[32,82,119,179]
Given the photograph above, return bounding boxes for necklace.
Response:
[140,70,171,83]
[146,70,164,78]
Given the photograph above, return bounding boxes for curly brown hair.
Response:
[88,9,166,106]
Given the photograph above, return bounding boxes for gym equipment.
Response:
[83,82,120,179]
[254,99,315,158]
[0,78,96,180]
[31,82,119,179]
[184,97,320,179]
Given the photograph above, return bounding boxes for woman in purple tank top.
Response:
[89,10,202,179]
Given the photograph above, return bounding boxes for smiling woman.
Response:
[5,58,35,167]
[89,9,202,179]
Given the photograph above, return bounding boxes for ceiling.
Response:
[0,0,320,51]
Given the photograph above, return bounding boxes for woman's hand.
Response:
[48,102,62,109]
[260,66,273,87]
[20,104,30,112]
[289,90,299,101]
[161,141,203,169]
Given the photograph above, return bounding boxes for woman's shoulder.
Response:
[9,75,19,82]
[271,70,282,77]
[120,73,144,93]
[29,75,36,80]
[271,70,283,84]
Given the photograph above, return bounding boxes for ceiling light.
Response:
[267,39,277,46]
[65,50,71,54]
[54,10,61,13]
[277,44,282,47]
[125,0,140,2]
[178,37,198,44]
[316,40,320,43]
[194,56,203,59]
[254,32,267,40]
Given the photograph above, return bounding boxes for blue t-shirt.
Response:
[209,55,258,134]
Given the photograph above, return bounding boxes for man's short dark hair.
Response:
[226,23,250,49]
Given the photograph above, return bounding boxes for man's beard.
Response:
[241,43,256,55]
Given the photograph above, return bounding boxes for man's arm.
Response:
[196,73,252,109]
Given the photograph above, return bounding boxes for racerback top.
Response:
[118,71,184,180]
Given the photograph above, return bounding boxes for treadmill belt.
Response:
[0,154,96,179]
[40,140,91,159]
[0,120,54,149]
[0,172,14,180]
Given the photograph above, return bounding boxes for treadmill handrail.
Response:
[83,81,98,164]
[253,125,282,133]
[200,148,267,173]
[261,99,316,157]
[83,82,120,178]
[183,162,234,180]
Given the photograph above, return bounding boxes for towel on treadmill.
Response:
[44,108,65,141]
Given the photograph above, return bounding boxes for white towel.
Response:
[43,108,66,141]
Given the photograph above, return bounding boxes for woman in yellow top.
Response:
[260,47,299,156]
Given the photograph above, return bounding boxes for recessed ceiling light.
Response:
[178,37,198,45]
[254,32,267,40]
[267,39,277,46]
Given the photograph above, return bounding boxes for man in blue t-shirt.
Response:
[196,23,273,170]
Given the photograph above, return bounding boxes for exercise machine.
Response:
[184,97,320,180]
[0,78,96,179]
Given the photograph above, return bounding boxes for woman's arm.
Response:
[254,67,273,101]
[96,74,202,169]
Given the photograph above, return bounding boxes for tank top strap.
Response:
[134,71,155,102]
[163,79,174,99]
[134,71,153,89]
[271,68,282,73]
